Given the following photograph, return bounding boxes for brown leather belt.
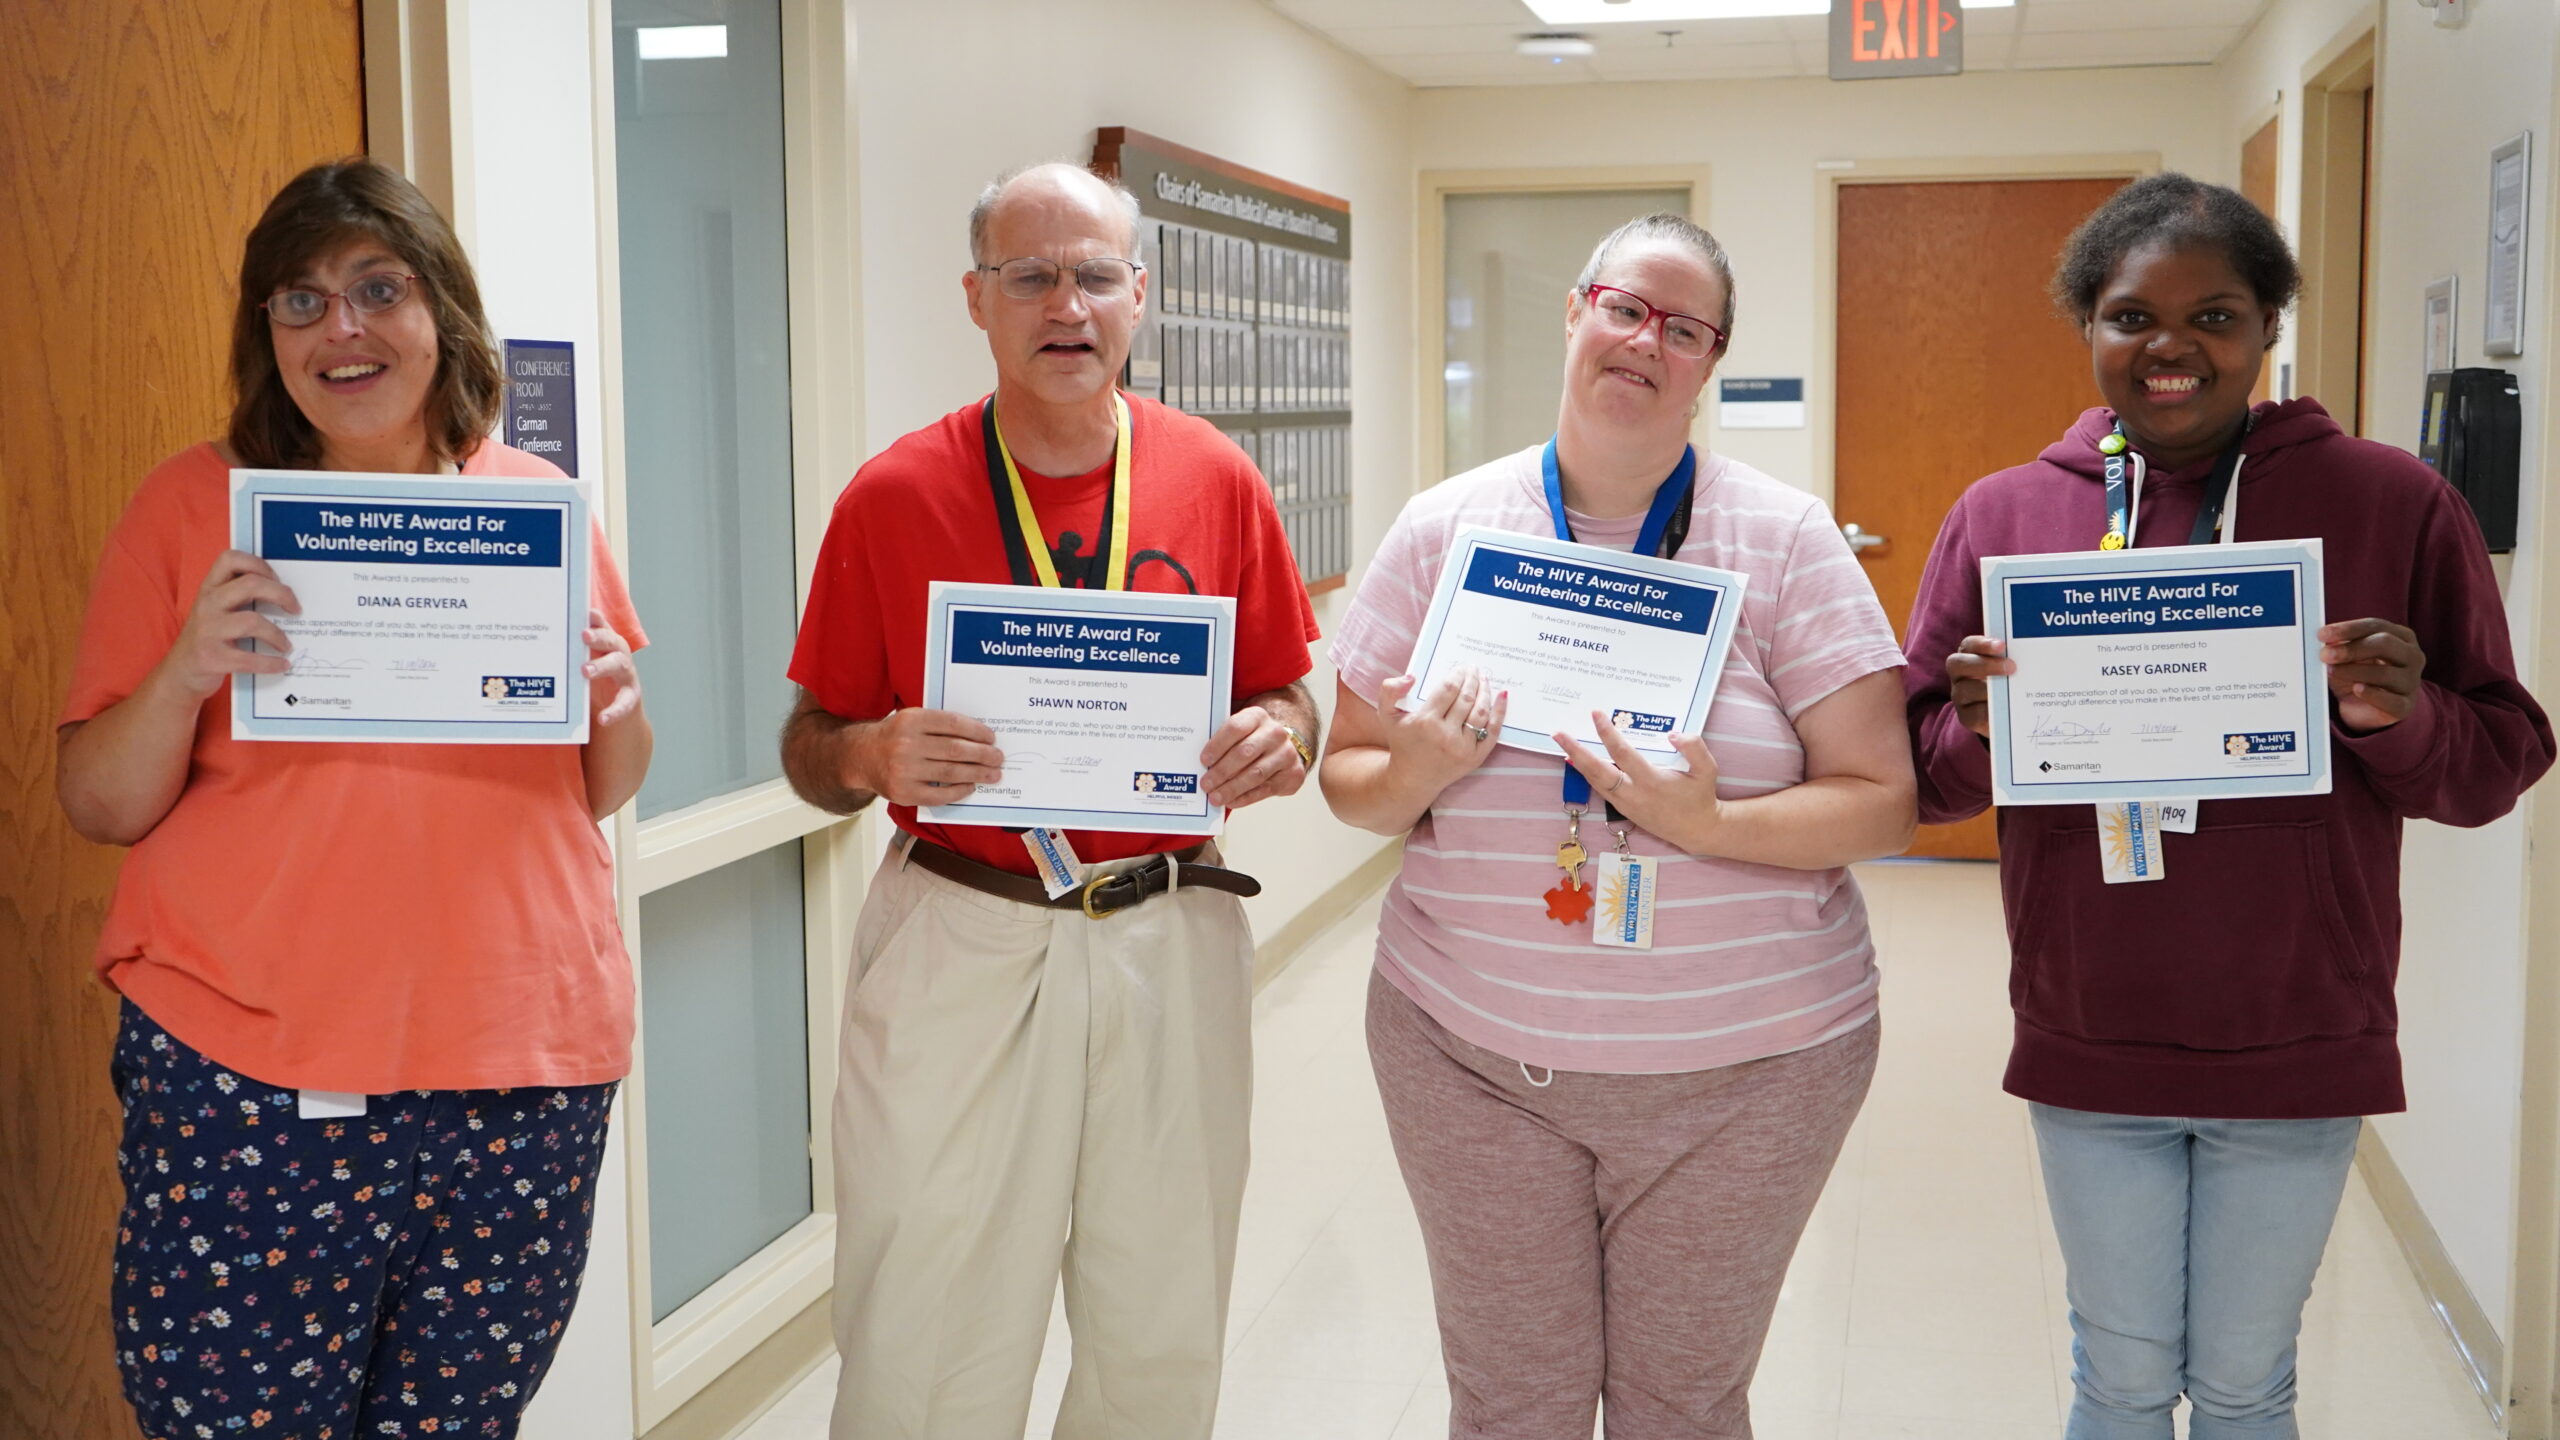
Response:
[904,836,1261,918]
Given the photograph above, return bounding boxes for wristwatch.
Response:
[1283,724,1316,770]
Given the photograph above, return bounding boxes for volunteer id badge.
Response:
[1023,827,1084,899]
[1591,853,1660,948]
[2097,801,2165,884]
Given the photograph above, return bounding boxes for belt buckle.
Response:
[1080,871,1123,920]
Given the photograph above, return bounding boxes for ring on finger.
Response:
[1468,722,1489,742]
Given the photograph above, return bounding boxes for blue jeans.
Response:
[2030,1103,2362,1440]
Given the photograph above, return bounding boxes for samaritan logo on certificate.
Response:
[1403,527,1749,761]
[230,470,592,744]
[919,582,1237,835]
[1981,539,2332,805]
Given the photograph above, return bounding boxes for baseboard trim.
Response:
[1252,838,1400,992]
[2357,1127,2507,1427]
[643,1293,831,1440]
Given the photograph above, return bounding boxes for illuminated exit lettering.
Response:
[1831,0,1964,79]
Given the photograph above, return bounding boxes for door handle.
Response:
[1841,522,1888,552]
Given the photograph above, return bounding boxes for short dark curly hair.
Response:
[2051,172,2301,348]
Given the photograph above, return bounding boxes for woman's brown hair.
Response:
[227,157,502,469]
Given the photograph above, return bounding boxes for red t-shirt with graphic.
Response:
[788,393,1319,875]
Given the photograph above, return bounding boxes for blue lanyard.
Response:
[1540,436,1697,811]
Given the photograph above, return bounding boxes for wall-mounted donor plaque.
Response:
[1095,127,1353,594]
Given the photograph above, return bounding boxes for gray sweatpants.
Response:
[1366,970,1877,1440]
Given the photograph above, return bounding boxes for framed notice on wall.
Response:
[2423,277,2457,374]
[1094,126,1353,595]
[2485,133,2530,358]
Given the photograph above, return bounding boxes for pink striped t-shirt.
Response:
[1329,445,1907,1074]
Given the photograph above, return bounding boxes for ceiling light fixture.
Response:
[1517,32,1599,58]
[1522,0,2010,22]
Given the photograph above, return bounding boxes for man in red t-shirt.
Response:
[782,162,1320,1439]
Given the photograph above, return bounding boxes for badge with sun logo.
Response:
[1589,853,1659,948]
[2097,801,2164,884]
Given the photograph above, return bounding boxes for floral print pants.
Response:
[110,1000,616,1439]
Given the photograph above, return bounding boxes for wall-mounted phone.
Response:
[2420,368,2521,552]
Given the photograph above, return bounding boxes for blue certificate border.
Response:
[229,469,593,744]
[917,581,1238,835]
[1981,539,2332,805]
[1404,526,1750,759]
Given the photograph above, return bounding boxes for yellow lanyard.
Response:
[988,392,1133,590]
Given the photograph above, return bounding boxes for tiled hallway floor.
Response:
[739,860,2501,1440]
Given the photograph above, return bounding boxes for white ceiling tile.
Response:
[1587,40,1804,76]
[2018,0,2266,33]
[1270,0,1515,28]
[2011,24,2239,66]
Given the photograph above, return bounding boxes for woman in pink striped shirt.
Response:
[1321,214,1916,1439]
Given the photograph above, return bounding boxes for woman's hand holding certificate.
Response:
[1401,527,1748,765]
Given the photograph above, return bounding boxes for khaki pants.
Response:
[829,837,1256,1440]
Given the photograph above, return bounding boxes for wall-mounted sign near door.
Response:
[502,339,577,476]
[1829,0,1963,80]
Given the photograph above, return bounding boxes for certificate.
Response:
[919,582,1236,834]
[230,469,591,743]
[1983,540,2331,805]
[1404,527,1748,763]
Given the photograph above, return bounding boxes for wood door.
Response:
[0,5,363,1435]
[2242,118,2280,405]
[1833,177,2129,861]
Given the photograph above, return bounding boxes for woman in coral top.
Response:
[55,158,652,1440]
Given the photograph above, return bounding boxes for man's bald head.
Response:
[968,162,1142,267]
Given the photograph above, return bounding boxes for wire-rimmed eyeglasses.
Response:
[977,257,1144,302]
[264,271,421,328]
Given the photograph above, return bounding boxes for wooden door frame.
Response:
[1811,153,2160,508]
[1415,165,1711,497]
[2294,20,2378,434]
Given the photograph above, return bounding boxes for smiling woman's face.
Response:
[1560,238,1727,440]
[269,239,442,467]
[2086,240,2278,469]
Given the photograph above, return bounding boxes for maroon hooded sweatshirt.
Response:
[1904,398,2553,1119]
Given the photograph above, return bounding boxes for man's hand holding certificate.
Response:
[919,582,1237,834]
[1981,540,2333,805]
[1402,527,1748,764]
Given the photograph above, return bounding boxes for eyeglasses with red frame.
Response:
[1580,283,1726,360]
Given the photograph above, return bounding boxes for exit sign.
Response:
[1830,0,1963,80]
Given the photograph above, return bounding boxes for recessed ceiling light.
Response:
[1517,32,1599,58]
[1522,0,2010,21]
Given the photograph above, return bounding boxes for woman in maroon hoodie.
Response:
[1904,172,2552,1439]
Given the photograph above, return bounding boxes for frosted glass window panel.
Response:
[612,0,799,819]
[637,840,812,1321]
[1441,189,1689,478]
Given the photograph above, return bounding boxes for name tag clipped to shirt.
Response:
[2097,801,2165,884]
[1023,827,1084,900]
[1591,852,1660,948]
[299,1090,367,1119]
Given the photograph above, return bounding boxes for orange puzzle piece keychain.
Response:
[1545,809,1593,925]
